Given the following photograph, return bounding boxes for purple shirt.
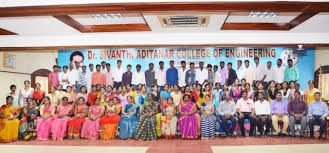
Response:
[288,100,308,115]
[219,68,229,86]
[270,99,288,114]
[49,72,59,87]
[122,71,132,86]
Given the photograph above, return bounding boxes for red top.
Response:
[87,92,97,106]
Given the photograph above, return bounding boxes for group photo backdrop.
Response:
[58,47,314,90]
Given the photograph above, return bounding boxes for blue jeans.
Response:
[158,86,164,92]
[133,85,138,91]
[146,86,152,94]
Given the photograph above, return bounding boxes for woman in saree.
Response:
[193,84,205,108]
[20,98,38,141]
[212,83,222,115]
[135,94,159,141]
[230,79,243,103]
[51,97,73,140]
[0,96,20,142]
[97,87,107,106]
[47,86,60,106]
[119,86,130,108]
[36,97,55,141]
[151,85,160,102]
[76,86,88,105]
[99,97,121,140]
[81,98,104,139]
[200,94,216,139]
[32,83,45,106]
[246,83,254,100]
[87,85,98,106]
[118,96,138,139]
[67,97,88,139]
[63,86,76,105]
[160,84,171,106]
[161,97,177,138]
[178,94,198,139]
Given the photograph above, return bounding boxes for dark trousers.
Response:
[309,115,327,137]
[255,115,272,134]
[113,81,121,89]
[238,112,256,136]
[218,115,238,134]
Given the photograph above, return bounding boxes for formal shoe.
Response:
[290,135,296,138]
[280,133,286,137]
[259,132,264,137]
[300,135,304,139]
[319,136,324,141]
[240,134,246,137]
[310,136,315,140]
[264,133,269,137]
[230,133,236,137]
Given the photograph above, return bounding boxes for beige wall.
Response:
[0,50,57,105]
[314,47,329,71]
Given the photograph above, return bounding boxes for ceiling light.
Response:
[248,11,278,18]
[91,13,122,19]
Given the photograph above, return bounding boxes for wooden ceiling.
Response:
[0,2,328,34]
[0,28,17,35]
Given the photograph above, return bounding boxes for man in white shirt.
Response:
[178,61,187,88]
[254,57,266,84]
[86,64,94,93]
[112,60,125,89]
[264,61,275,89]
[59,66,70,90]
[132,64,146,90]
[100,61,107,73]
[155,61,166,91]
[196,61,208,86]
[236,60,245,82]
[68,63,79,86]
[274,59,286,84]
[255,92,272,136]
[244,60,255,85]
[213,65,221,85]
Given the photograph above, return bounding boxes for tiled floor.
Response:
[1,136,329,153]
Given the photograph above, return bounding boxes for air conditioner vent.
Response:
[158,15,210,27]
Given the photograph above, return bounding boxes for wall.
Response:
[314,47,329,71]
[0,50,57,105]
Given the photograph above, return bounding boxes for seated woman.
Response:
[20,98,38,141]
[118,96,138,139]
[63,86,76,105]
[67,97,88,139]
[178,94,198,139]
[81,98,104,139]
[37,97,55,141]
[97,87,107,106]
[100,97,121,140]
[51,97,73,141]
[161,97,177,138]
[200,94,216,139]
[135,94,159,141]
[0,96,20,142]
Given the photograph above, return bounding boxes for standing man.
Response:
[105,63,113,87]
[227,62,237,86]
[145,63,155,93]
[113,60,124,89]
[155,61,166,91]
[166,60,178,86]
[185,62,196,86]
[178,61,187,89]
[274,59,286,84]
[68,62,79,86]
[219,61,228,88]
[49,65,59,88]
[207,64,214,85]
[255,92,272,136]
[196,62,208,86]
[284,59,299,83]
[122,65,133,86]
[236,91,256,137]
[271,92,289,136]
[308,92,328,140]
[264,61,275,89]
[91,64,106,87]
[218,93,237,137]
[213,65,221,85]
[79,65,88,89]
[100,61,107,73]
[86,64,94,92]
[59,66,70,90]
[254,57,266,85]
[132,64,146,91]
[236,60,245,82]
[244,60,255,85]
[288,91,308,138]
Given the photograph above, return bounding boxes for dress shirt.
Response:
[219,68,229,86]
[227,68,237,86]
[86,71,93,91]
[288,100,308,115]
[101,67,107,73]
[59,72,69,89]
[308,100,329,117]
[104,71,113,87]
[79,72,87,86]
[155,68,166,86]
[236,98,255,112]
[236,66,246,81]
[132,71,146,85]
[218,100,236,116]
[185,69,196,86]
[48,72,59,87]
[244,66,255,84]
[166,67,178,86]
[208,71,214,84]
[255,100,271,115]
[264,68,275,82]
[113,67,125,82]
[284,66,299,82]
[145,69,155,87]
[254,63,266,81]
[91,71,106,86]
[122,72,132,86]
[274,65,286,84]
[213,71,221,84]
[270,99,288,114]
[196,68,208,84]
[178,67,187,87]
[68,69,79,86]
